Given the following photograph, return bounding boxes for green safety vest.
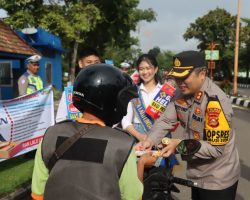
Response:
[25,72,43,94]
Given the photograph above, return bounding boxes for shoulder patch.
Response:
[21,79,26,84]
[195,91,203,101]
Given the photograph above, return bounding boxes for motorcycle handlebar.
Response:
[171,176,198,187]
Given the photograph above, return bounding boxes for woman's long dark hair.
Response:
[136,54,162,85]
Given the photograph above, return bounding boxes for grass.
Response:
[0,155,34,197]
[0,90,60,198]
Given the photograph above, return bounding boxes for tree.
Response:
[103,44,142,68]
[239,18,250,81]
[0,0,156,82]
[183,8,237,79]
[147,47,174,74]
[83,0,156,52]
[1,0,102,82]
[156,50,174,71]
[148,46,161,58]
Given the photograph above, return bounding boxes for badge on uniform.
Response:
[193,132,200,140]
[195,107,202,115]
[204,96,230,145]
[21,79,26,84]
[207,107,220,128]
[195,91,203,101]
[192,121,198,130]
[177,112,183,120]
[176,99,188,106]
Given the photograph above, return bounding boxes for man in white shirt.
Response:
[56,47,101,122]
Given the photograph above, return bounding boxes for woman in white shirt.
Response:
[122,54,162,142]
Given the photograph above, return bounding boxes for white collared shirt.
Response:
[121,83,162,130]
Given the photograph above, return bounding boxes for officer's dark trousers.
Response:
[191,181,238,200]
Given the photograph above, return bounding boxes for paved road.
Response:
[238,88,250,98]
[173,105,250,200]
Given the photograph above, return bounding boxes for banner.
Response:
[64,86,82,120]
[130,70,140,84]
[0,85,54,160]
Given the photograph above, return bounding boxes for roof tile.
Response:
[0,20,40,56]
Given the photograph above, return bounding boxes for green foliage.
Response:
[219,80,233,95]
[1,0,156,82]
[156,50,174,71]
[148,46,161,58]
[240,18,250,79]
[84,0,156,51]
[52,86,62,101]
[147,47,174,71]
[183,8,237,80]
[183,8,236,50]
[103,44,142,67]
[4,10,35,28]
[183,8,250,82]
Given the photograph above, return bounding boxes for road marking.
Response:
[232,104,250,111]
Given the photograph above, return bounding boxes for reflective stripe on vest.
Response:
[27,75,43,94]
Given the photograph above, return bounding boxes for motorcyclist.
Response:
[31,64,143,200]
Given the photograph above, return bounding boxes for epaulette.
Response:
[23,71,29,77]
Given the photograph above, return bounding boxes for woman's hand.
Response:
[139,136,154,151]
[138,134,148,142]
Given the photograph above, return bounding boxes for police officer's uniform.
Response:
[18,55,43,96]
[148,51,240,192]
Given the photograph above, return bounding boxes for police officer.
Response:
[18,55,43,96]
[120,62,130,74]
[31,64,143,200]
[141,51,240,200]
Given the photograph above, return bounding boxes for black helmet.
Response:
[73,64,138,126]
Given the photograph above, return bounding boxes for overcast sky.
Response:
[136,0,250,53]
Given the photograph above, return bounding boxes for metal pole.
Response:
[210,42,214,80]
[233,0,241,95]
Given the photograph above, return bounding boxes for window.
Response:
[0,62,12,86]
[45,62,52,85]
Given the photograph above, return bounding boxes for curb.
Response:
[0,185,31,200]
[238,83,250,89]
[230,96,250,108]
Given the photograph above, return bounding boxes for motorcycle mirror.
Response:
[176,139,201,156]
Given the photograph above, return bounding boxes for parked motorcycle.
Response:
[142,139,201,200]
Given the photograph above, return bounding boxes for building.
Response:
[0,20,64,100]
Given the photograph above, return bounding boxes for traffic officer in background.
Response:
[120,62,130,74]
[141,51,240,200]
[31,64,143,200]
[18,55,43,96]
